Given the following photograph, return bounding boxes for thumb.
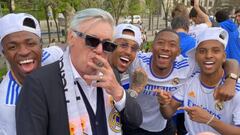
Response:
[213,89,217,100]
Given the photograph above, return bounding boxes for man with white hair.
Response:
[0,13,63,135]
[16,8,142,135]
[158,27,240,135]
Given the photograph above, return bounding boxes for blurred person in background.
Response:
[215,9,240,64]
[234,9,240,38]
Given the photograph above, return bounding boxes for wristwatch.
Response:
[128,89,138,98]
[225,73,238,81]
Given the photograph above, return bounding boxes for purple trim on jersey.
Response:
[200,77,224,90]
[149,55,174,79]
[172,95,183,104]
[200,81,215,89]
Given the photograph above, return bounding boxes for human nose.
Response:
[161,43,170,51]
[94,43,104,54]
[125,45,133,53]
[205,50,213,58]
[18,45,31,56]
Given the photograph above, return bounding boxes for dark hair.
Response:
[189,6,207,18]
[23,18,36,28]
[235,9,240,14]
[171,16,190,31]
[154,28,179,41]
[123,29,134,35]
[215,10,229,23]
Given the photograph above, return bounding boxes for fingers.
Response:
[214,89,234,102]
[84,73,105,82]
[94,54,110,69]
[178,106,191,111]
[156,89,172,105]
[155,89,171,98]
[84,54,112,82]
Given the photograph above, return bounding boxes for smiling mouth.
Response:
[18,59,36,73]
[120,56,130,64]
[204,61,214,65]
[203,61,215,68]
[19,59,34,65]
[158,54,170,59]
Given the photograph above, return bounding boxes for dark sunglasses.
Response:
[73,31,117,53]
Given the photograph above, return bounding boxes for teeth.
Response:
[204,61,214,64]
[19,59,34,64]
[159,55,169,58]
[120,57,129,62]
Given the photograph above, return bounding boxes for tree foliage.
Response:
[127,0,142,16]
[104,0,127,24]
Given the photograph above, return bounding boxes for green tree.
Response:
[78,0,103,8]
[104,0,127,24]
[127,0,142,19]
[145,0,156,32]
[160,0,171,28]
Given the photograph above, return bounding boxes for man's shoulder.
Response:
[0,71,21,105]
[31,61,60,79]
[137,52,152,59]
[0,71,15,89]
[173,56,190,69]
[41,46,63,65]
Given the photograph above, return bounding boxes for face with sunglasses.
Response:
[69,20,114,76]
[109,36,139,73]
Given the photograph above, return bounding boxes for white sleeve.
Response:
[127,52,145,74]
[187,56,200,77]
[114,90,126,111]
[232,93,240,126]
[41,46,63,66]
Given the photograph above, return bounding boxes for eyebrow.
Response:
[89,34,112,41]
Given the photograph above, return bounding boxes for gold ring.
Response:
[96,61,104,67]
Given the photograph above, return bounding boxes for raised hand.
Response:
[131,67,148,94]
[156,89,172,106]
[83,54,124,101]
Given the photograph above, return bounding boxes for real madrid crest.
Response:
[172,77,180,85]
[108,108,121,133]
[215,101,224,111]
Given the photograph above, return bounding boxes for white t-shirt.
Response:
[173,73,240,135]
[128,52,196,132]
[189,23,209,39]
[0,46,63,135]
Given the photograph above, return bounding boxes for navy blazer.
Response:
[16,61,142,135]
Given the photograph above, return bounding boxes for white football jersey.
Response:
[173,73,240,135]
[0,46,63,135]
[128,52,197,132]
